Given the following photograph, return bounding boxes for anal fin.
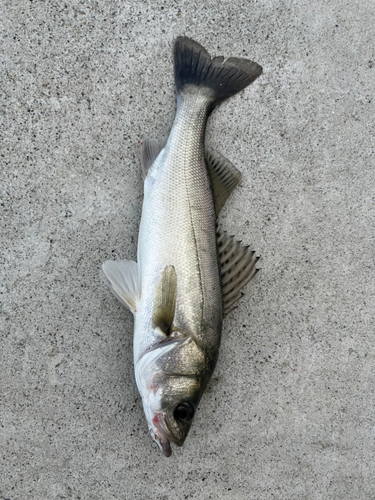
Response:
[101,260,141,314]
[205,148,242,215]
[140,138,167,179]
[216,227,260,316]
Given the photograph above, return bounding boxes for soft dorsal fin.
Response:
[140,138,167,179]
[101,260,141,314]
[152,265,177,334]
[216,227,260,316]
[205,148,242,215]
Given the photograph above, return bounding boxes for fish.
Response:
[101,37,262,457]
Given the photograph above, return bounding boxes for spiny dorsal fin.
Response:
[216,227,260,316]
[205,148,242,215]
[153,265,177,334]
[101,260,141,314]
[140,137,167,179]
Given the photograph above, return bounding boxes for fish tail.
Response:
[173,37,262,106]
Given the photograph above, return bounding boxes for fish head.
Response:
[135,336,205,457]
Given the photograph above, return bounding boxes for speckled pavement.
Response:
[1,1,375,499]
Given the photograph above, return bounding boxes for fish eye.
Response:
[174,402,195,422]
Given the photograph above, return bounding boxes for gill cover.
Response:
[135,337,204,456]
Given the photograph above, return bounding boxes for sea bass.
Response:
[102,37,262,456]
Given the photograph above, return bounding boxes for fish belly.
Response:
[134,94,222,364]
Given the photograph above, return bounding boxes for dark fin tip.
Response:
[173,36,262,103]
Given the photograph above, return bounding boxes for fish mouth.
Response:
[152,429,172,457]
[151,413,184,456]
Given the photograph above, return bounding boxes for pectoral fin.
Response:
[216,227,260,316]
[140,138,167,179]
[205,148,242,215]
[101,260,141,314]
[153,265,177,334]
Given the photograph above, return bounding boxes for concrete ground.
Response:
[1,0,374,499]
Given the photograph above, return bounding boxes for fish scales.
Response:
[137,90,221,363]
[101,37,262,456]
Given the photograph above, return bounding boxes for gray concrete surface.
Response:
[1,0,375,499]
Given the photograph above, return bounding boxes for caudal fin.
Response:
[173,37,262,104]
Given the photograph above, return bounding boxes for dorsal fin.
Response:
[101,260,141,314]
[216,227,260,316]
[140,138,167,179]
[205,148,242,215]
[153,265,177,334]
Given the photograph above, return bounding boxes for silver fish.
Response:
[102,37,262,456]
